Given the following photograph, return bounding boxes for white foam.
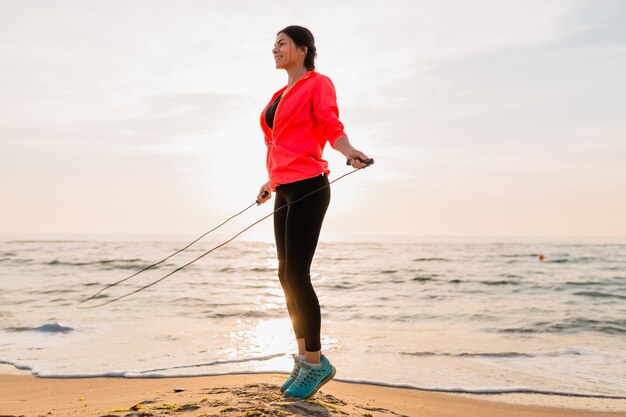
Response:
[2,358,624,400]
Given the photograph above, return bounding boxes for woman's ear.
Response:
[300,46,307,56]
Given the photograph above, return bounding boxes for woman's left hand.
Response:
[346,149,372,169]
[333,137,372,169]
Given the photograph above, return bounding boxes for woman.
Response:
[256,25,371,399]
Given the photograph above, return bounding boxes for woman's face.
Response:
[273,32,305,70]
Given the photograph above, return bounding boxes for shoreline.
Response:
[1,372,624,416]
[3,363,625,403]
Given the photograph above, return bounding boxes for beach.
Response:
[2,0,626,414]
[2,370,625,417]
[1,237,625,416]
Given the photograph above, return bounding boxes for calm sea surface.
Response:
[1,234,625,398]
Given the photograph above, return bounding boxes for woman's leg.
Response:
[282,174,331,364]
[274,187,306,348]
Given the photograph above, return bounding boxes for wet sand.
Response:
[1,372,625,417]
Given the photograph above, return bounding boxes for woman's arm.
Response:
[333,136,371,169]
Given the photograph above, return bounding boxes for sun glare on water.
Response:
[229,318,295,357]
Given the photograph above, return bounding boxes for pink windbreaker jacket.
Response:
[260,71,347,191]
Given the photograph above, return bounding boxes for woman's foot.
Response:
[280,354,303,393]
[283,354,336,399]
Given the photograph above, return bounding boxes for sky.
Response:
[1,0,625,239]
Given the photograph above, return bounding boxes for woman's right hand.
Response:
[256,181,272,205]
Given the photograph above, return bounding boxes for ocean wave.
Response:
[499,318,626,335]
[413,275,436,282]
[46,258,146,270]
[172,296,208,303]
[0,257,35,265]
[401,351,532,358]
[565,281,610,286]
[136,353,285,374]
[327,283,357,290]
[200,310,283,319]
[602,266,623,271]
[412,257,449,262]
[480,280,520,286]
[37,288,79,295]
[5,322,74,334]
[574,291,626,300]
[0,359,35,372]
[249,267,274,273]
[399,349,584,359]
[328,379,626,400]
[499,273,521,279]
[333,313,432,322]
[541,256,614,264]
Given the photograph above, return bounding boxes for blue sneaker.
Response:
[283,354,336,399]
[280,354,302,393]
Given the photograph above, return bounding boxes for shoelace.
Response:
[294,361,328,386]
[289,354,301,378]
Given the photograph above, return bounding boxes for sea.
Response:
[1,233,625,401]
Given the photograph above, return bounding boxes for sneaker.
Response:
[283,354,336,399]
[280,353,302,393]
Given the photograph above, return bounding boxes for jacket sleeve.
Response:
[313,76,347,147]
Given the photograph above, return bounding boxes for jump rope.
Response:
[77,157,374,309]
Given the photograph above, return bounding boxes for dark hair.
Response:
[278,25,317,71]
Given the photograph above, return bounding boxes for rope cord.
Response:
[77,159,373,309]
[77,203,259,308]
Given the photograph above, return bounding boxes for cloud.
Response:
[0,92,254,153]
[1,0,625,235]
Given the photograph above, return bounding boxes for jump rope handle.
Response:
[256,190,270,205]
[346,157,375,166]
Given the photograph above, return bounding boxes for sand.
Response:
[1,372,625,417]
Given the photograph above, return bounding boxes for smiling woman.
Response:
[272,27,316,71]
[256,25,372,400]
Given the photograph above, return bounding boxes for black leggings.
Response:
[274,173,330,352]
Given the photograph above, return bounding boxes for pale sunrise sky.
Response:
[1,0,625,239]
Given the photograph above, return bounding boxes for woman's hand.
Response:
[256,182,272,205]
[333,137,372,169]
[346,148,372,169]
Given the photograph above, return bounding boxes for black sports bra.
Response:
[265,93,283,129]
